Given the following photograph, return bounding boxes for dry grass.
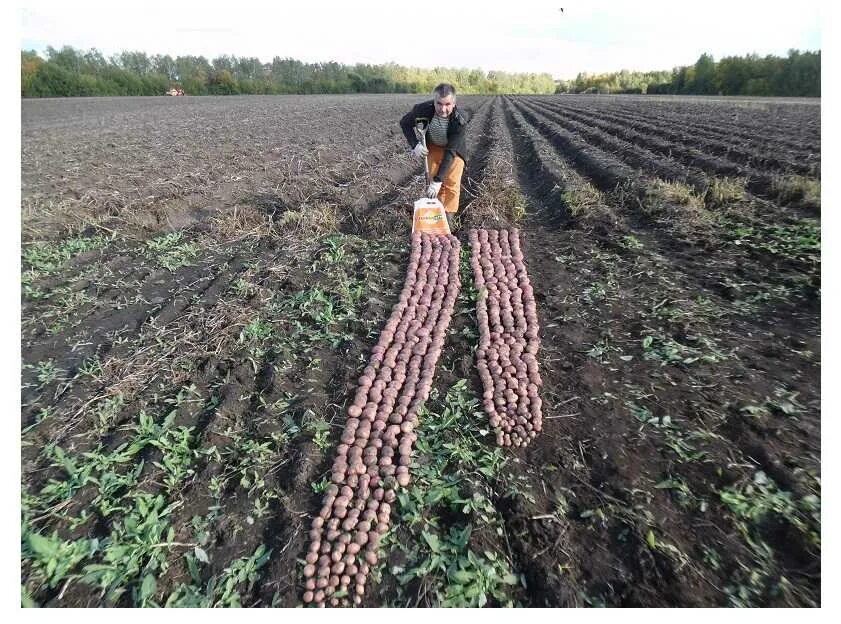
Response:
[21,197,97,242]
[772,175,821,211]
[706,177,747,208]
[208,200,341,245]
[274,201,339,236]
[640,179,713,227]
[562,182,605,220]
[457,171,526,232]
[647,179,705,210]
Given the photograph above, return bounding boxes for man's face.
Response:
[434,94,455,117]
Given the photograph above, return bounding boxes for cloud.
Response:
[19,0,822,79]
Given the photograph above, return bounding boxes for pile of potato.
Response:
[302,233,461,607]
[469,228,543,448]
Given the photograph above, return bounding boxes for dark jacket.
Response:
[400,100,471,182]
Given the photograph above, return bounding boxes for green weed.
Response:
[31,360,63,387]
[239,318,273,343]
[165,544,272,607]
[145,232,198,271]
[655,475,702,511]
[79,493,179,605]
[232,277,257,299]
[310,475,330,494]
[271,287,356,349]
[395,527,519,607]
[741,386,806,421]
[723,219,819,266]
[720,470,820,545]
[621,234,644,250]
[24,530,99,591]
[77,356,103,379]
[302,410,331,451]
[22,234,109,284]
[94,393,125,432]
[641,332,728,365]
[626,402,712,463]
[380,380,521,607]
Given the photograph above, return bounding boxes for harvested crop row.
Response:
[469,228,542,448]
[518,99,710,191]
[301,233,461,607]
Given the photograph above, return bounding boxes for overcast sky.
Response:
[19,0,822,80]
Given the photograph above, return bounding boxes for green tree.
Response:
[692,53,717,94]
[21,50,43,96]
[27,62,81,96]
[118,51,152,75]
[152,54,178,81]
[22,44,818,98]
[209,69,238,94]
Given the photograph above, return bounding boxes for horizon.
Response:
[20,0,822,81]
[20,44,822,84]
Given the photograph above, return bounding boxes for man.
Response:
[400,83,471,214]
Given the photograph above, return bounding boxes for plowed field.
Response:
[21,94,820,607]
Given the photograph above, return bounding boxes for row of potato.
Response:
[302,234,461,607]
[469,228,543,448]
[303,228,542,606]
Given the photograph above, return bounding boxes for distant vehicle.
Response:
[166,88,185,96]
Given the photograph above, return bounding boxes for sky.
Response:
[19,0,822,80]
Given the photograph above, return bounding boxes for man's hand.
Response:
[412,142,429,158]
[426,181,442,198]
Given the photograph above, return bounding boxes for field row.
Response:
[21,94,820,607]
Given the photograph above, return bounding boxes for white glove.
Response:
[412,142,429,158]
[426,181,442,198]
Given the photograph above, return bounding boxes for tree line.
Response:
[556,50,820,96]
[21,46,819,98]
[20,46,556,97]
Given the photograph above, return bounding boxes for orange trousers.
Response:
[426,144,465,213]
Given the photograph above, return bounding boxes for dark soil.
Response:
[21,94,820,607]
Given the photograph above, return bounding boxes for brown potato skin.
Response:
[469,228,543,448]
[302,234,461,607]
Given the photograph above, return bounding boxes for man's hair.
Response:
[432,83,456,101]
